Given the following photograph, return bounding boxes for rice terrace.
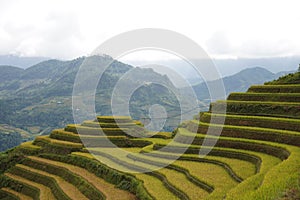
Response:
[1,1,300,200]
[0,71,300,200]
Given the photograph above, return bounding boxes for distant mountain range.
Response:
[0,55,48,69]
[0,55,180,138]
[192,67,294,102]
[127,56,299,85]
[0,56,296,151]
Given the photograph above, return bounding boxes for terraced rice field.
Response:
[1,76,300,199]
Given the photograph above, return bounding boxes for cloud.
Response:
[205,31,233,56]
[0,2,84,59]
[1,0,300,59]
[205,31,300,58]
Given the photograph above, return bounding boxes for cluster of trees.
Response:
[0,132,22,152]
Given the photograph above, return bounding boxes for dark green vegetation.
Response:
[265,71,300,85]
[0,71,299,199]
[0,59,292,152]
[0,55,180,146]
[0,125,32,151]
[0,132,22,152]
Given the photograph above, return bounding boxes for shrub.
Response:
[0,175,40,200]
[228,92,300,102]
[0,189,19,200]
[9,166,70,200]
[210,100,300,118]
[247,85,300,93]
[38,154,153,200]
[187,120,300,147]
[200,113,300,132]
[22,158,105,200]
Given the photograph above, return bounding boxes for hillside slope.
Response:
[0,71,300,199]
[0,55,180,137]
[192,67,291,101]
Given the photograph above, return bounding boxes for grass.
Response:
[87,139,281,199]
[22,158,105,200]
[0,188,31,200]
[210,100,300,118]
[174,160,238,200]
[144,149,261,180]
[19,141,41,150]
[150,142,283,199]
[34,136,83,148]
[82,120,138,128]
[265,73,300,85]
[15,164,87,200]
[158,168,209,200]
[228,92,300,102]
[4,173,55,200]
[95,116,133,123]
[154,127,300,200]
[88,149,199,199]
[187,120,300,147]
[90,152,178,200]
[38,153,152,200]
[135,174,179,200]
[28,156,136,200]
[149,132,173,139]
[199,113,300,132]
[64,124,130,136]
[247,84,300,93]
[207,156,256,180]
[0,189,19,200]
[226,146,300,200]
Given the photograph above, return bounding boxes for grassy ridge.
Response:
[138,150,256,180]
[247,84,300,93]
[38,153,153,200]
[226,146,300,200]
[199,113,300,132]
[210,100,300,118]
[187,120,300,147]
[152,142,286,200]
[228,92,300,102]
[64,124,131,136]
[82,121,138,128]
[22,158,105,200]
[0,175,40,200]
[265,72,300,85]
[0,188,31,200]
[95,116,133,123]
[0,190,18,200]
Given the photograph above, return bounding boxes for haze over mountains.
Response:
[193,67,293,101]
[0,55,297,151]
[122,56,299,85]
[0,55,49,69]
[0,55,180,137]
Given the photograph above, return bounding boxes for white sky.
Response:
[1,0,300,60]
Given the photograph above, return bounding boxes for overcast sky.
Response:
[1,0,300,60]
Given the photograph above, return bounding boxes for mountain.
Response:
[192,67,293,102]
[126,56,300,85]
[0,71,300,199]
[0,66,23,84]
[0,55,48,69]
[0,55,180,144]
